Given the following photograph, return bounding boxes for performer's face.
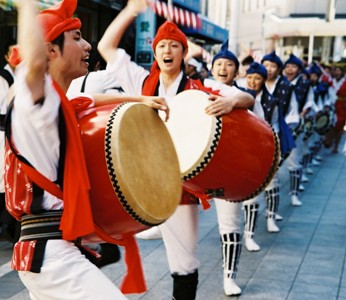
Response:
[262,61,280,81]
[333,67,344,80]
[53,29,91,80]
[211,58,237,86]
[310,73,319,84]
[246,73,265,93]
[284,64,300,82]
[154,39,187,76]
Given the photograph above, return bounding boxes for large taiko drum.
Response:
[77,102,182,243]
[161,90,280,202]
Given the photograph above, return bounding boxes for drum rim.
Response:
[104,103,178,227]
[314,113,330,134]
[182,116,222,181]
[238,126,281,202]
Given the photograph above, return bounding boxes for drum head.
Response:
[106,103,181,225]
[163,90,218,177]
[315,114,329,129]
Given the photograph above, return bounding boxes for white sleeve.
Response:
[105,49,149,96]
[203,78,238,97]
[302,87,318,112]
[271,106,279,133]
[252,99,265,120]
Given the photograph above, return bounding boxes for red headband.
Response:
[152,21,188,51]
[36,0,81,42]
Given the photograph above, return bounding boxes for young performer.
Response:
[97,1,254,299]
[0,39,20,243]
[261,51,295,229]
[209,40,247,296]
[242,62,279,249]
[6,0,169,299]
[326,65,346,153]
[283,54,315,207]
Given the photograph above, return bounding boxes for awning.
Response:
[0,0,59,11]
[151,1,227,44]
[264,14,346,38]
[173,0,201,14]
[182,16,229,44]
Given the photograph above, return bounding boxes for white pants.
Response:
[19,240,127,300]
[286,134,303,170]
[214,199,242,235]
[160,204,200,275]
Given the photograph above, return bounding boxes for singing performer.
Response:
[97,1,254,298]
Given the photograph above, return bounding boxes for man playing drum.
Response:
[98,1,254,299]
[5,0,170,299]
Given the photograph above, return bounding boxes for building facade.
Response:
[205,0,346,64]
[0,0,228,68]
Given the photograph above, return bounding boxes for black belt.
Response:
[20,211,63,241]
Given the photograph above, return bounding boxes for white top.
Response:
[0,64,15,192]
[330,76,346,104]
[106,49,241,99]
[266,75,300,125]
[67,63,125,99]
[11,64,63,210]
[290,75,316,117]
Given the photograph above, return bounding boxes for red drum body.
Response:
[78,102,181,243]
[163,90,280,202]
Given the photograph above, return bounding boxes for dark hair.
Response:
[4,39,17,54]
[88,41,106,71]
[51,33,65,54]
[242,55,254,66]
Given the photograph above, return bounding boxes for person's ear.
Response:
[46,43,59,58]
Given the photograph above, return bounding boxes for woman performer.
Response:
[282,54,316,207]
[241,62,279,251]
[208,40,247,296]
[261,51,295,228]
[97,1,254,299]
[326,65,346,153]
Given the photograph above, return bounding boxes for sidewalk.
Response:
[1,141,346,300]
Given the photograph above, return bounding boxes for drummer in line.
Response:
[207,39,256,296]
[97,0,254,298]
[282,54,316,207]
[6,0,171,299]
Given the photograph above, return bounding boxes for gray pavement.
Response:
[1,140,346,300]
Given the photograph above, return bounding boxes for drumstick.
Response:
[150,0,202,30]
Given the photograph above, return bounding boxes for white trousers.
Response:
[19,240,127,300]
[160,205,200,275]
[214,199,242,235]
[286,134,303,170]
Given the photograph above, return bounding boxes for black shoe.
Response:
[95,243,121,268]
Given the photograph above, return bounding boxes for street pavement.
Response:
[1,139,346,300]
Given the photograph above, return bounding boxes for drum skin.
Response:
[165,90,280,202]
[77,102,181,242]
[314,110,331,135]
